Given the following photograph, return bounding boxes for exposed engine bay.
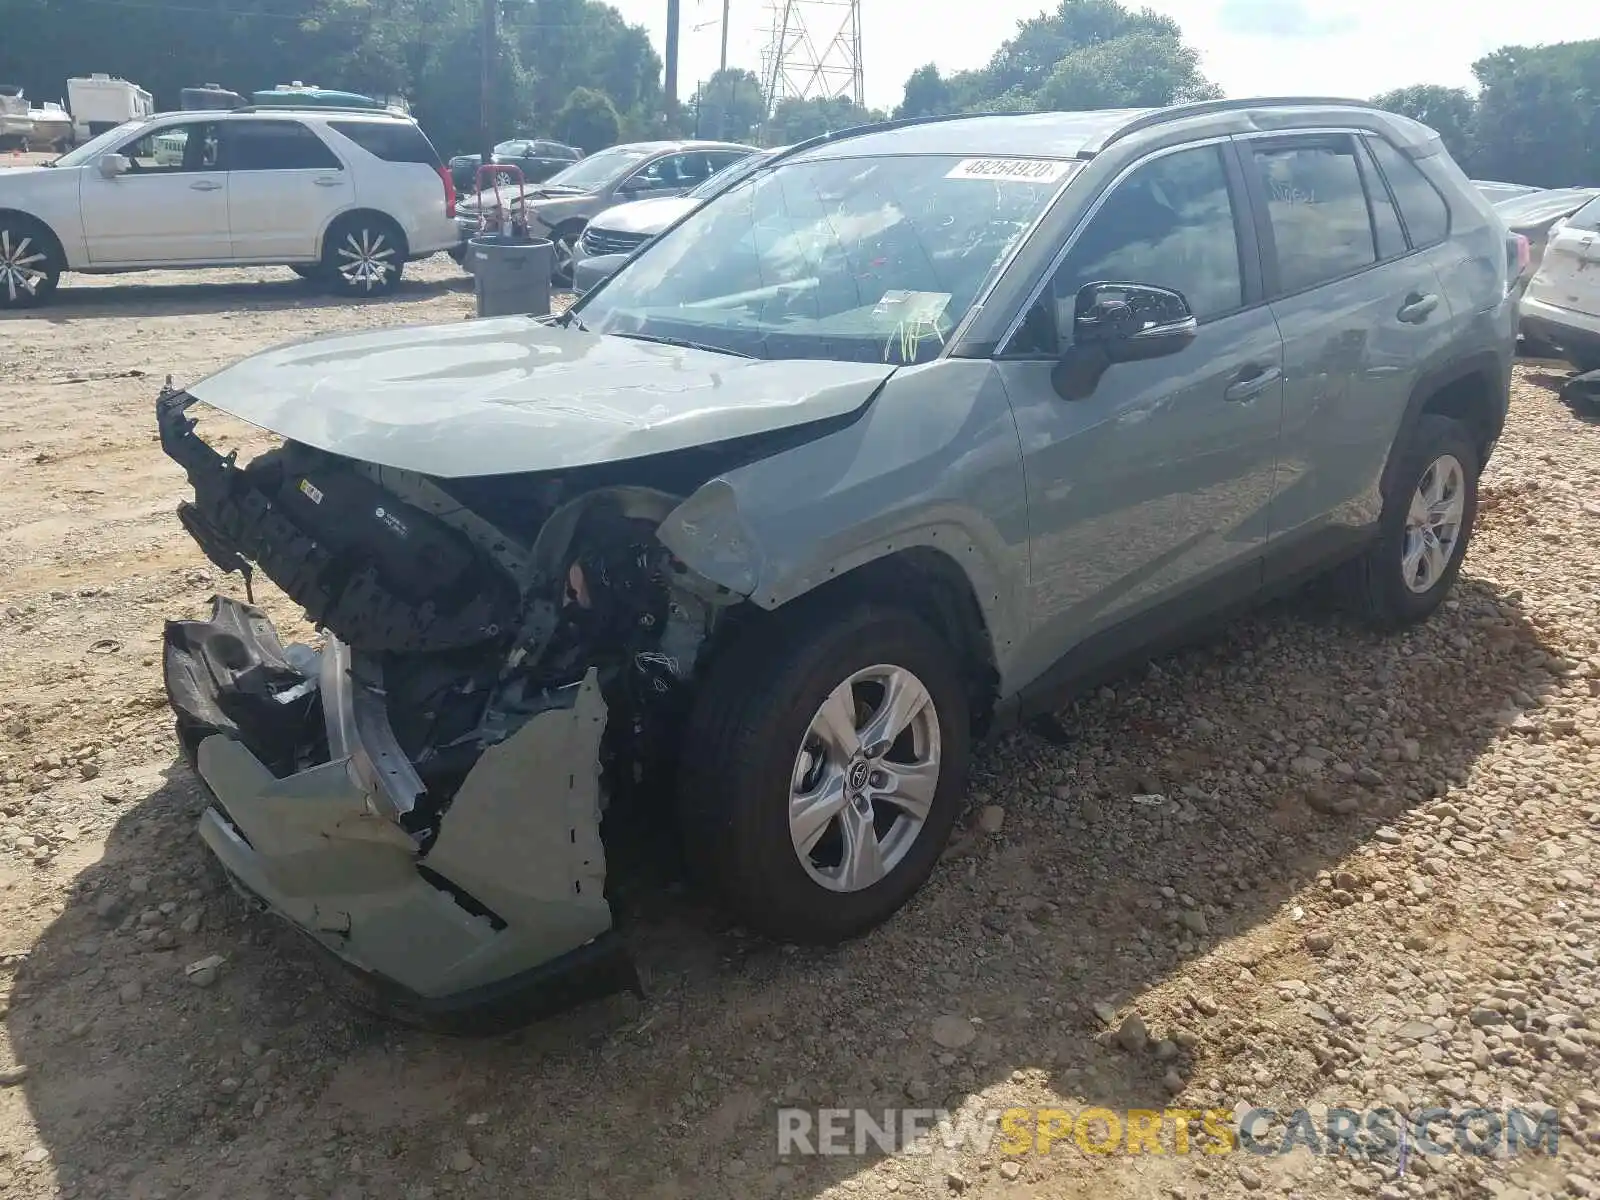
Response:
[156,381,778,838]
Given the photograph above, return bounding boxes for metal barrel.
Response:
[469,235,553,319]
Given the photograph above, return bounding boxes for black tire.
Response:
[549,221,585,288]
[678,604,971,945]
[1340,413,1479,628]
[0,214,63,310]
[320,213,407,297]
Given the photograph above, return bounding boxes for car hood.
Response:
[184,316,896,479]
[589,196,700,236]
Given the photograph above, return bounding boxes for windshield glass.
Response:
[53,119,147,167]
[575,153,1077,364]
[686,151,771,200]
[545,145,653,190]
[1568,194,1600,233]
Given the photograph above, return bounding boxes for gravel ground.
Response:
[0,262,1598,1200]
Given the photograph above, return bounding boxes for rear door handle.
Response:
[1223,365,1282,403]
[313,177,343,187]
[1397,292,1439,323]
[189,180,222,192]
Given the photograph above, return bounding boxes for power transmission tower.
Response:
[759,0,863,116]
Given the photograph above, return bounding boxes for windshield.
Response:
[53,119,147,167]
[686,151,772,200]
[575,153,1078,364]
[545,145,653,190]
[1568,195,1600,233]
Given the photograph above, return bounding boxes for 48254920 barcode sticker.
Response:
[945,157,1073,183]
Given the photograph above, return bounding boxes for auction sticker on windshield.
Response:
[946,158,1073,183]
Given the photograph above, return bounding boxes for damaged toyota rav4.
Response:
[159,103,1514,1030]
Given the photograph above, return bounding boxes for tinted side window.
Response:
[1250,138,1375,293]
[1365,136,1449,247]
[226,120,342,171]
[331,121,441,165]
[1355,138,1407,260]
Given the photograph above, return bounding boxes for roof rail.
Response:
[1087,96,1378,154]
[230,102,405,116]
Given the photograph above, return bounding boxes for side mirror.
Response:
[98,153,130,178]
[1050,281,1197,400]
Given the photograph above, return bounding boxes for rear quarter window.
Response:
[1365,136,1450,248]
[329,121,442,166]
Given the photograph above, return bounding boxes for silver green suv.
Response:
[158,98,1514,1029]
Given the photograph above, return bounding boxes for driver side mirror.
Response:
[1050,281,1197,401]
[98,153,130,179]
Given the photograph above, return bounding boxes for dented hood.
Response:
[185,316,896,478]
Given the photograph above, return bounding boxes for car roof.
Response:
[783,99,1442,164]
[153,107,412,123]
[615,139,760,153]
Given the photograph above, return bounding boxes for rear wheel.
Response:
[0,216,62,309]
[1340,413,1479,628]
[321,214,407,297]
[678,605,971,944]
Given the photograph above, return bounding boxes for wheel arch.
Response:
[0,208,67,266]
[1382,349,1508,498]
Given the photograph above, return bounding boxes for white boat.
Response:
[27,100,73,147]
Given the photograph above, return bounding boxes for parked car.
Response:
[1474,179,1540,204]
[0,105,458,307]
[447,153,484,193]
[158,100,1512,1029]
[491,137,583,183]
[1494,186,1600,302]
[572,147,782,294]
[1520,190,1600,373]
[454,139,757,285]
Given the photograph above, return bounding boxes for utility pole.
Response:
[664,0,681,128]
[718,0,731,139]
[479,0,496,164]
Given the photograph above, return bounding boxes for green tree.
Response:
[555,87,622,152]
[1471,40,1600,187]
[692,69,767,141]
[764,96,874,144]
[894,65,954,119]
[1035,30,1220,111]
[1372,84,1477,169]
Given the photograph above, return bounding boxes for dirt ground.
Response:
[2,243,1599,1200]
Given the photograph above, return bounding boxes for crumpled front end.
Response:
[154,380,775,1029]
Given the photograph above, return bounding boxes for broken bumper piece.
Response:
[164,595,638,1033]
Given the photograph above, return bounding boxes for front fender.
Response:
[656,359,1035,693]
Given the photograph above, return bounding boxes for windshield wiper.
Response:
[609,331,755,358]
[562,310,589,332]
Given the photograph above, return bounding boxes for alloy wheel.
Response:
[788,664,942,893]
[336,228,396,291]
[0,228,50,304]
[1401,453,1466,594]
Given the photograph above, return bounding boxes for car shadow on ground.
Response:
[0,270,472,325]
[3,573,1566,1199]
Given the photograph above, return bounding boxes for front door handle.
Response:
[189,180,222,192]
[1223,364,1282,403]
[313,177,343,187]
[1397,292,1439,323]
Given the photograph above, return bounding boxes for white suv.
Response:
[1521,192,1600,374]
[0,106,459,308]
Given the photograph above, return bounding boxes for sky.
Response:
[606,0,1600,112]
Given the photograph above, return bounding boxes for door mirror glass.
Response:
[99,153,130,178]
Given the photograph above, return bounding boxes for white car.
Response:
[0,106,459,308]
[1521,191,1600,374]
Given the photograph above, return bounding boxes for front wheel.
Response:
[549,222,584,288]
[322,215,407,297]
[1340,413,1479,628]
[0,217,62,309]
[678,605,971,945]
